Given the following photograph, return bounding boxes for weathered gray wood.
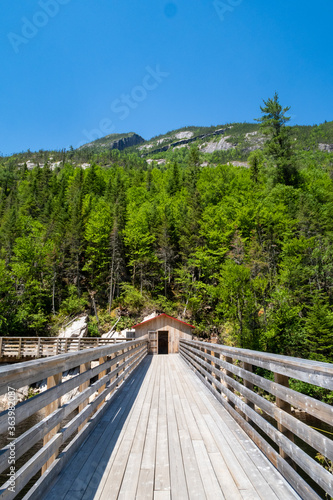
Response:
[0,336,136,361]
[78,362,91,432]
[181,350,319,500]
[274,373,294,463]
[0,342,144,435]
[242,362,254,422]
[154,358,171,493]
[38,355,150,500]
[117,357,157,500]
[181,339,333,390]
[181,345,333,463]
[180,347,330,499]
[198,344,333,426]
[0,339,146,396]
[42,371,62,474]
[97,358,154,499]
[0,348,146,479]
[23,356,149,500]
[38,354,302,500]
[0,346,147,499]
[164,358,189,500]
[175,355,268,498]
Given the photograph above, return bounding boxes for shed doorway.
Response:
[158,331,169,354]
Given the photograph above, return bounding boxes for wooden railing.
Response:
[0,339,148,499]
[180,339,333,500]
[0,337,134,360]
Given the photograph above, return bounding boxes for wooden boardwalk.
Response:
[45,355,301,500]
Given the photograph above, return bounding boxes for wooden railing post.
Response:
[64,338,68,353]
[18,338,22,359]
[37,337,41,358]
[97,356,108,409]
[224,355,235,408]
[242,362,254,422]
[274,373,295,464]
[42,372,62,474]
[78,362,91,432]
[0,337,3,359]
[214,350,222,394]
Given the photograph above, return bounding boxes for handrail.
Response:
[0,339,148,499]
[0,337,135,360]
[179,339,333,500]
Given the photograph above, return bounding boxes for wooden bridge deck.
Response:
[45,355,301,500]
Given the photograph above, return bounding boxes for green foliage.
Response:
[248,150,264,184]
[0,100,332,379]
[256,92,299,186]
[87,317,100,337]
[59,285,89,316]
[120,284,145,314]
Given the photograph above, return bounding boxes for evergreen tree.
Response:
[256,92,299,186]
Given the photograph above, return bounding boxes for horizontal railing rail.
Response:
[0,336,134,360]
[179,339,333,500]
[0,339,148,499]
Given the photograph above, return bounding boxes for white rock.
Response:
[200,136,235,153]
[0,386,30,411]
[58,315,88,339]
[175,131,194,140]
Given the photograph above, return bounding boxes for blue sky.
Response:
[0,0,332,155]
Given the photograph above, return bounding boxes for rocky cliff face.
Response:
[319,143,333,152]
[80,133,145,151]
[110,133,145,150]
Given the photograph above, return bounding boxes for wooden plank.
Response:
[154,492,171,500]
[97,356,108,410]
[188,344,333,427]
[175,356,259,495]
[209,452,244,500]
[0,344,145,438]
[117,357,157,500]
[164,357,189,500]
[274,373,294,462]
[192,440,225,499]
[95,357,156,500]
[167,358,206,500]
[42,372,62,474]
[181,346,333,462]
[135,359,160,499]
[180,340,333,390]
[154,357,171,492]
[78,362,91,432]
[26,356,149,500]
[0,350,146,477]
[0,339,147,396]
[44,354,149,500]
[2,351,147,500]
[180,351,321,500]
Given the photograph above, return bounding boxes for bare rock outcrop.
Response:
[58,315,88,338]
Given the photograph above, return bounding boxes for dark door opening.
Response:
[158,331,169,354]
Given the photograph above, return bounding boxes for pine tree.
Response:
[256,92,299,186]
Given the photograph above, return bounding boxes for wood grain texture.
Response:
[42,355,300,500]
[180,341,329,500]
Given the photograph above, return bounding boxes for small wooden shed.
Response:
[132,314,195,354]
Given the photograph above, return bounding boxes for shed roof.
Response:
[132,313,195,329]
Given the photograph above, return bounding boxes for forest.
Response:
[0,95,332,386]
